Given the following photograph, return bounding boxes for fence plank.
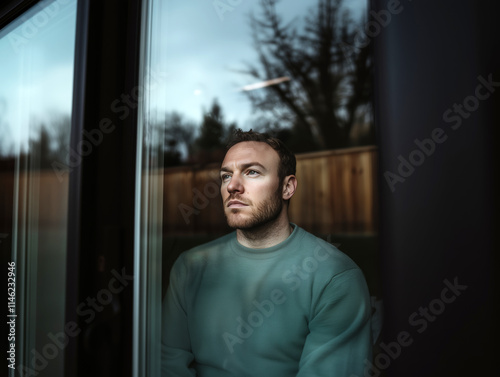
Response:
[163,146,378,235]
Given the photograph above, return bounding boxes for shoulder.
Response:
[283,227,369,309]
[299,228,359,270]
[294,226,360,276]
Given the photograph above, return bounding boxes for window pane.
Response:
[135,0,380,376]
[133,0,169,375]
[0,1,77,376]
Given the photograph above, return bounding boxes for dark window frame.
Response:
[0,0,40,29]
[0,1,143,376]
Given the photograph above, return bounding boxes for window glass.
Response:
[135,0,380,375]
[0,1,77,376]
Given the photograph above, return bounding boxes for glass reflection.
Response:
[153,0,373,169]
[0,1,77,376]
[136,0,380,376]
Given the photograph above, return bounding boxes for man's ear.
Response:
[282,175,297,200]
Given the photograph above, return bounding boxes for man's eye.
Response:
[221,174,231,181]
[247,170,259,176]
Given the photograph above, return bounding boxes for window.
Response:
[134,1,379,376]
[0,1,77,376]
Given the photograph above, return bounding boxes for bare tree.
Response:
[242,0,372,149]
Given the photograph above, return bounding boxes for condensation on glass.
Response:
[0,1,77,376]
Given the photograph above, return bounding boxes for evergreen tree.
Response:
[192,99,236,163]
[196,99,227,151]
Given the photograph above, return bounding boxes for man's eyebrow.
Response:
[219,162,267,173]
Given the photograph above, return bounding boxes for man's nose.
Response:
[227,173,243,193]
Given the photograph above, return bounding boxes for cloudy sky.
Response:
[157,0,368,129]
[0,0,367,153]
[0,0,77,153]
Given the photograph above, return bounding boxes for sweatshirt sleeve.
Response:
[161,255,197,377]
[297,268,372,377]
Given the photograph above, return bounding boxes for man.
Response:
[162,130,372,376]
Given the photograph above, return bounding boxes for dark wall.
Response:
[373,0,498,376]
[66,1,142,376]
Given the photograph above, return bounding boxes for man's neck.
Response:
[236,214,293,249]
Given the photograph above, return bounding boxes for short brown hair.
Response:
[226,129,296,184]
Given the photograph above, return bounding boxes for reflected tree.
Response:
[50,114,71,164]
[28,114,71,169]
[0,98,13,157]
[163,112,196,166]
[145,101,237,167]
[29,124,53,168]
[243,0,373,150]
[191,99,237,164]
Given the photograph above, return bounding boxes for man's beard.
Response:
[224,186,283,230]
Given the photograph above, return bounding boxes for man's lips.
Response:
[227,200,248,208]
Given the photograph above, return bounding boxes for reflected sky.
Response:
[0,0,367,154]
[159,0,367,128]
[0,0,76,154]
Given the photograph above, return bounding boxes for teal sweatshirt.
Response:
[162,225,372,377]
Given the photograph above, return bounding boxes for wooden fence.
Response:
[163,145,378,235]
[0,169,69,231]
[0,145,378,236]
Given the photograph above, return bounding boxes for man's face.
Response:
[220,141,284,230]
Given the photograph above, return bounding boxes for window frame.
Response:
[0,1,144,376]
